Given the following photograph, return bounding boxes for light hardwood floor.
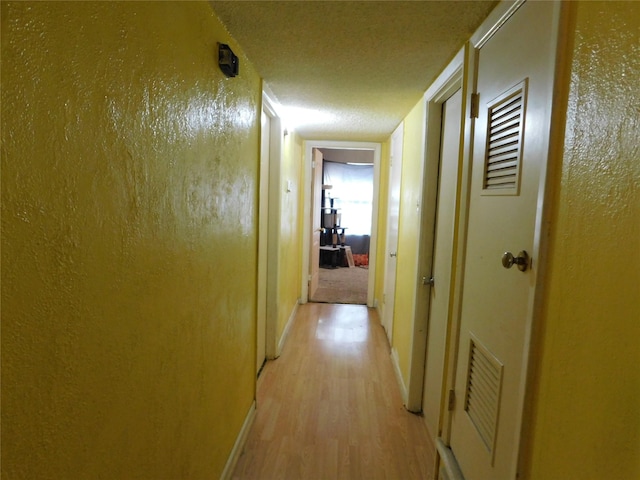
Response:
[232,303,436,479]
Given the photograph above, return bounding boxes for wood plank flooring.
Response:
[232,303,436,479]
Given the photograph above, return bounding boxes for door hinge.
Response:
[470,92,480,118]
[311,160,316,169]
[308,274,312,282]
[448,389,456,411]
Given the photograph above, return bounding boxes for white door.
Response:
[308,148,323,301]
[256,109,271,374]
[448,2,558,478]
[422,89,462,438]
[382,124,404,343]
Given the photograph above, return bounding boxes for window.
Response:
[323,161,373,236]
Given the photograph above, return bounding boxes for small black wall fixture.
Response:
[218,43,239,78]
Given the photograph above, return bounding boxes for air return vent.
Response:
[464,335,503,459]
[482,80,527,194]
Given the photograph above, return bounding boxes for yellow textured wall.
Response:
[392,98,426,384]
[374,140,391,309]
[1,2,261,478]
[527,2,640,478]
[277,131,304,338]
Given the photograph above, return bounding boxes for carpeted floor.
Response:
[311,266,369,304]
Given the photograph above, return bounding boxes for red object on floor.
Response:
[353,254,368,267]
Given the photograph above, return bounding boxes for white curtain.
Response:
[323,161,373,235]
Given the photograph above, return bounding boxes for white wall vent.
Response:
[464,335,504,460]
[482,80,527,194]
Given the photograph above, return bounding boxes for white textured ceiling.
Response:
[210,1,498,142]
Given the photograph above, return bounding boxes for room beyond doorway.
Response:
[313,265,369,304]
[301,141,381,307]
[314,148,373,305]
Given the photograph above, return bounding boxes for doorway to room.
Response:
[302,141,381,307]
[312,148,374,304]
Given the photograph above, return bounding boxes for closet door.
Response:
[447,2,560,479]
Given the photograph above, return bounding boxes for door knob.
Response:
[390,251,397,257]
[502,250,530,272]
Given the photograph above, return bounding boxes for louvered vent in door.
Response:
[482,80,528,194]
[464,335,504,462]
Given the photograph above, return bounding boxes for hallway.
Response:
[232,303,435,479]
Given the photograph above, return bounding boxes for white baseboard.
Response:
[436,438,465,480]
[276,301,299,357]
[376,299,384,320]
[221,401,256,480]
[390,347,408,406]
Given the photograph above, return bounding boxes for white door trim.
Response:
[257,103,271,374]
[438,2,565,478]
[301,140,381,308]
[382,123,404,345]
[262,91,283,360]
[405,48,465,414]
[440,0,529,441]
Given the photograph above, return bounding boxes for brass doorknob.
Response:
[502,250,530,272]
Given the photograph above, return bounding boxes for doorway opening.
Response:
[301,141,381,308]
[313,149,373,304]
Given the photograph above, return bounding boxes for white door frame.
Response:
[301,140,381,308]
[440,0,527,442]
[405,49,466,414]
[382,123,404,345]
[308,148,323,301]
[261,91,283,361]
[437,2,564,478]
[257,103,271,374]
